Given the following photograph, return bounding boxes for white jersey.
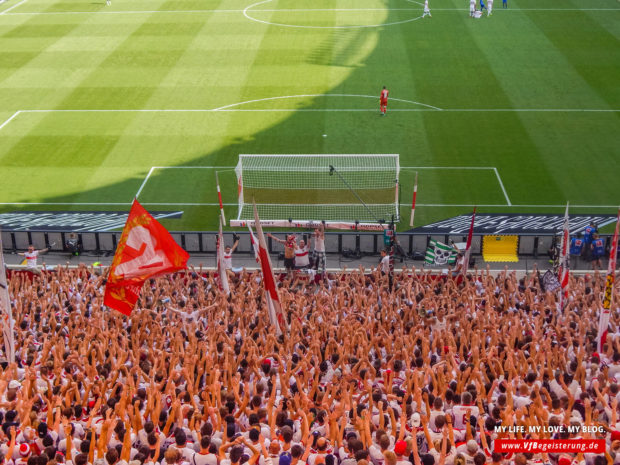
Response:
[470,0,475,10]
[223,253,232,270]
[432,316,447,333]
[380,255,391,274]
[295,246,310,267]
[451,405,480,429]
[25,251,38,267]
[192,453,218,465]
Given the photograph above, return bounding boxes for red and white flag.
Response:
[461,208,476,276]
[215,171,226,225]
[0,231,15,362]
[247,224,260,263]
[558,203,570,309]
[409,172,418,228]
[253,202,285,335]
[104,199,189,315]
[598,208,620,352]
[216,218,230,295]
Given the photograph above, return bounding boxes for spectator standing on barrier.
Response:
[569,232,584,268]
[591,232,605,270]
[452,252,465,276]
[379,248,391,275]
[311,223,326,276]
[294,239,310,270]
[583,221,597,260]
[223,233,240,273]
[267,233,296,276]
[65,233,81,256]
[18,244,48,275]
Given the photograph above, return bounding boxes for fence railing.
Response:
[1,229,615,257]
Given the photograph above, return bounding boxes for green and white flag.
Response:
[425,239,457,266]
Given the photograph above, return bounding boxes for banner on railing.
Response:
[412,213,617,235]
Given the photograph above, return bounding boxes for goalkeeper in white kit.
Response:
[423,0,431,17]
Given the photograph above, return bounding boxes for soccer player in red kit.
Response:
[380,86,389,115]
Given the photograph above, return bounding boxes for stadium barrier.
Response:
[1,229,616,258]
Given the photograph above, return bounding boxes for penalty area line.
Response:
[0,0,27,14]
[7,108,617,119]
[493,168,512,206]
[135,166,155,200]
[0,111,20,131]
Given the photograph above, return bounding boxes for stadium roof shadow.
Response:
[1,1,594,231]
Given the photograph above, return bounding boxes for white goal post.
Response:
[230,154,400,231]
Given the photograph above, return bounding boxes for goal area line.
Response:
[134,164,511,213]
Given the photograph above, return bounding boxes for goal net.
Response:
[231,155,400,230]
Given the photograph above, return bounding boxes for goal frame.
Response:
[230,154,400,231]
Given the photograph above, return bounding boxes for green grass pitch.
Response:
[0,0,618,231]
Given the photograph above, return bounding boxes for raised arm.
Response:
[267,233,285,244]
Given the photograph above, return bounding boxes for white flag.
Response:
[462,208,476,276]
[558,203,570,309]
[217,218,230,295]
[0,232,15,362]
[253,202,285,335]
[598,208,620,352]
[247,225,260,263]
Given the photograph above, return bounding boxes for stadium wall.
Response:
[1,229,616,258]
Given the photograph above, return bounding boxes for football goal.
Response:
[229,154,400,230]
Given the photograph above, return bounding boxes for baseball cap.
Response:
[394,440,407,455]
[8,380,21,390]
[279,452,292,465]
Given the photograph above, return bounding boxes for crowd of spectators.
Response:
[0,263,619,465]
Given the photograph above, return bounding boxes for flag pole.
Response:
[215,171,226,225]
[0,228,15,363]
[217,217,230,296]
[247,224,260,263]
[461,207,476,276]
[253,200,286,336]
[598,207,620,352]
[409,172,418,228]
[558,202,570,310]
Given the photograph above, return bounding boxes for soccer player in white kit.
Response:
[423,0,431,17]
[470,0,475,16]
[487,0,493,15]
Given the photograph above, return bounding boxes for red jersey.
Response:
[380,89,389,102]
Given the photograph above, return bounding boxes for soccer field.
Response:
[0,0,618,231]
